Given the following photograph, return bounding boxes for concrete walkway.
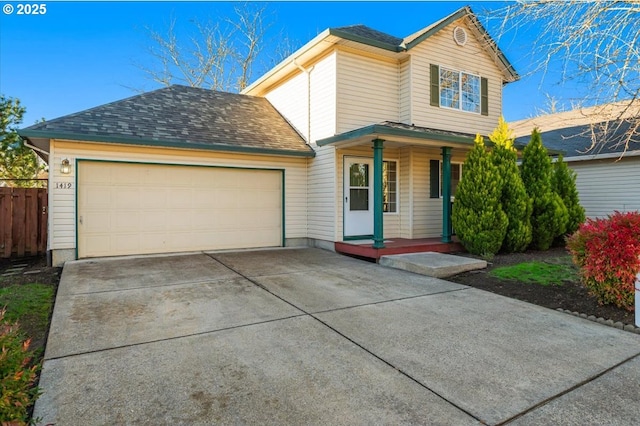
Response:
[36,248,640,425]
[380,252,487,278]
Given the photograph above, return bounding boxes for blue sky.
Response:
[1,1,557,126]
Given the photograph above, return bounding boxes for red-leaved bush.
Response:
[566,211,640,311]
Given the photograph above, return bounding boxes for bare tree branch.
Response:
[483,1,640,153]
[134,3,291,93]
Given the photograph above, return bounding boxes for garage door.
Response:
[77,161,282,258]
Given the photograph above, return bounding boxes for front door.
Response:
[344,157,373,237]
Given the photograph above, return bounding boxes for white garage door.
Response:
[77,161,283,258]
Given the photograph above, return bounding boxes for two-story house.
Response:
[19,6,518,266]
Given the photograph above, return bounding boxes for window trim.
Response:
[383,159,399,215]
[439,161,463,198]
[431,64,488,116]
[439,66,481,115]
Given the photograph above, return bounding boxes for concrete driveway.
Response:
[36,248,640,425]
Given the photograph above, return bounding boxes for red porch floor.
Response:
[334,237,464,262]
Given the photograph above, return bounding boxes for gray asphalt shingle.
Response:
[22,85,313,156]
[515,120,637,157]
[331,24,404,47]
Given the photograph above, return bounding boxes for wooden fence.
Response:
[0,187,48,258]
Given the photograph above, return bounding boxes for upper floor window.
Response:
[439,67,480,113]
[431,64,488,116]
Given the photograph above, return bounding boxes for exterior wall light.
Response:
[61,158,71,174]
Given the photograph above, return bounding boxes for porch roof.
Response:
[317,121,478,148]
[317,121,533,152]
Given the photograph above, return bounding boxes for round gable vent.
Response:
[453,26,468,46]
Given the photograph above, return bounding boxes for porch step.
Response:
[379,252,487,278]
[334,238,464,262]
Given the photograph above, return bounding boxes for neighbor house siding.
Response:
[569,156,640,218]
[49,140,308,251]
[336,50,400,134]
[409,17,503,135]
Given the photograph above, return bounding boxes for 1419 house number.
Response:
[55,182,72,189]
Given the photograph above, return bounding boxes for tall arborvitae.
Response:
[521,128,569,250]
[452,134,508,257]
[489,117,532,253]
[552,154,585,238]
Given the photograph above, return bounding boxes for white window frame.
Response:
[439,161,463,198]
[383,159,398,214]
[439,67,481,114]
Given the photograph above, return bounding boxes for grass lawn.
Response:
[1,257,60,424]
[0,283,55,347]
[489,256,579,287]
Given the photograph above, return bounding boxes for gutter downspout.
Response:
[23,138,50,157]
[293,59,314,144]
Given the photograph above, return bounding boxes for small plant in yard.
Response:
[567,211,640,311]
[452,134,508,258]
[0,308,41,425]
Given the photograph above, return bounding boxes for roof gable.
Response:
[20,85,314,157]
[403,6,518,82]
[243,6,517,95]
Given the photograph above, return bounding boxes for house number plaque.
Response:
[55,182,72,189]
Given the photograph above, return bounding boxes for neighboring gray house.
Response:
[512,101,640,218]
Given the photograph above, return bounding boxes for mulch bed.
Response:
[448,246,635,326]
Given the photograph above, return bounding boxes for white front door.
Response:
[344,157,373,237]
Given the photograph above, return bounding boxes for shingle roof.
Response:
[515,121,638,157]
[330,24,403,48]
[20,85,314,157]
[512,102,640,158]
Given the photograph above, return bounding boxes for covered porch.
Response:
[334,237,464,261]
[317,121,476,260]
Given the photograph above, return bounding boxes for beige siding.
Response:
[310,52,337,143]
[260,53,337,243]
[409,17,503,135]
[399,58,412,125]
[49,140,308,251]
[570,157,640,218]
[264,52,337,145]
[335,146,401,239]
[336,50,399,134]
[308,145,336,241]
[412,146,467,238]
[265,72,309,140]
[399,146,412,238]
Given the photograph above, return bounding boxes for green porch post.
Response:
[441,146,452,243]
[372,138,385,249]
